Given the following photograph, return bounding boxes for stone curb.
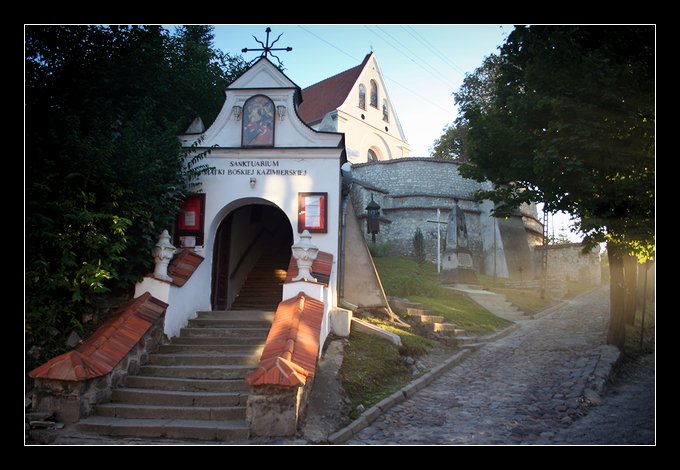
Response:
[328,322,522,444]
[589,345,622,394]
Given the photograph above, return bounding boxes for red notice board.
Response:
[176,194,205,245]
[298,192,327,233]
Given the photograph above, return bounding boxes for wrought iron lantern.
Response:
[365,194,381,242]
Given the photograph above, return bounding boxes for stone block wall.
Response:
[350,158,541,277]
[535,243,602,285]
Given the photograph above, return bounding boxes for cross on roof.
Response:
[241,27,292,67]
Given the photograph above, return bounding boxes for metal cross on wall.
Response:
[242,27,292,67]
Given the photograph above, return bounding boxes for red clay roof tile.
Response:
[167,249,204,287]
[246,292,325,388]
[28,292,168,381]
[297,54,371,125]
[285,251,334,285]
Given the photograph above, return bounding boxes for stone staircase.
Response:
[231,255,288,311]
[388,298,476,345]
[405,308,468,337]
[449,287,530,322]
[77,310,274,441]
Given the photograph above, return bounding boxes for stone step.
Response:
[77,416,249,441]
[433,323,465,336]
[196,311,276,320]
[148,353,260,366]
[389,298,422,315]
[454,336,479,345]
[418,314,445,324]
[125,376,249,393]
[139,365,254,379]
[406,307,430,316]
[112,388,247,406]
[231,305,279,311]
[179,327,270,338]
[95,403,246,421]
[187,318,272,328]
[172,336,266,346]
[158,344,264,355]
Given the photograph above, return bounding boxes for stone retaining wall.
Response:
[350,158,541,278]
[30,319,165,423]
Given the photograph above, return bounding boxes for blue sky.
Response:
[212,24,510,157]
[210,24,579,241]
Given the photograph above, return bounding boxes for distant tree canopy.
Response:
[25,25,247,367]
[430,122,470,161]
[451,25,654,347]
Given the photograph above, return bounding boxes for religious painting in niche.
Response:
[242,95,275,147]
[382,99,389,122]
[359,84,366,110]
[370,80,378,108]
[298,192,328,233]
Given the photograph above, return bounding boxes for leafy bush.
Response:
[25,26,247,369]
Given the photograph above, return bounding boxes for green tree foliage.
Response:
[413,228,426,265]
[431,122,470,161]
[455,26,654,348]
[25,25,247,368]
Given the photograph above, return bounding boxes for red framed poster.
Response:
[176,194,206,246]
[298,192,327,233]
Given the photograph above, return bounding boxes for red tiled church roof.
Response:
[246,292,325,387]
[285,251,334,285]
[29,293,167,381]
[297,53,371,125]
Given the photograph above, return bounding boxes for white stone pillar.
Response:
[291,230,319,282]
[152,230,176,282]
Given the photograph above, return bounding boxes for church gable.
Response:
[228,57,298,90]
[297,54,370,126]
[338,53,408,144]
[180,57,342,150]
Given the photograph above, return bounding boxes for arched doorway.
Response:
[211,202,294,311]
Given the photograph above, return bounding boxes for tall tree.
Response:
[455,26,654,348]
[25,25,247,368]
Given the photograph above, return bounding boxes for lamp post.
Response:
[365,194,381,243]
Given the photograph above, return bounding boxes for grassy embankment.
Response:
[340,256,510,416]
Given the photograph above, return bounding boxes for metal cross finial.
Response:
[241,27,292,67]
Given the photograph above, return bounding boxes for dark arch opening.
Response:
[211,203,293,311]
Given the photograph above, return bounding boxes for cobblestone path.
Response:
[349,288,653,445]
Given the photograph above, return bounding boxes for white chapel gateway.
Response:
[153,56,347,340]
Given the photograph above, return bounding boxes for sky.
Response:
[210,24,580,242]
[212,24,510,157]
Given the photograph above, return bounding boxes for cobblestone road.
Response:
[349,288,654,445]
